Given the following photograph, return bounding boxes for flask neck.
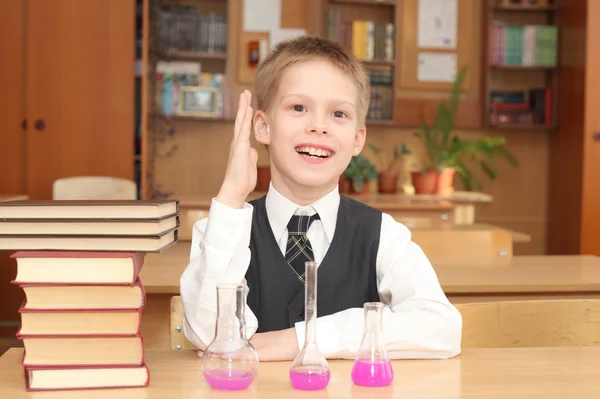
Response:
[303,262,318,345]
[214,285,246,342]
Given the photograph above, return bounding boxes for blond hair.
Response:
[253,36,370,125]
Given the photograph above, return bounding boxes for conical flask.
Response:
[351,302,394,387]
[289,261,330,390]
[202,284,259,390]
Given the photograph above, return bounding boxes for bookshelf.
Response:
[485,0,560,131]
[143,0,232,198]
[323,0,399,126]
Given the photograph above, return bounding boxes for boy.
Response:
[180,36,462,361]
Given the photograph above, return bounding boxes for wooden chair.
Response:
[457,299,600,348]
[170,296,197,351]
[411,230,513,266]
[52,176,137,200]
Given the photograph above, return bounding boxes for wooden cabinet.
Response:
[0,0,136,200]
[547,0,600,255]
[0,0,137,337]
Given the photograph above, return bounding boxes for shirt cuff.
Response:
[204,198,253,253]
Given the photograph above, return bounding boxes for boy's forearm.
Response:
[180,198,258,349]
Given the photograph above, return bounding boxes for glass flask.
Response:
[202,284,259,390]
[351,302,394,387]
[289,261,331,390]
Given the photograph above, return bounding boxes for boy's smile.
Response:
[254,59,366,204]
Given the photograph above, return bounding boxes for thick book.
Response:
[20,279,145,310]
[11,251,144,284]
[0,199,179,220]
[18,305,143,336]
[0,215,179,236]
[24,363,149,391]
[20,335,145,367]
[0,228,177,252]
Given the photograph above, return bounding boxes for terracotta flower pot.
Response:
[349,180,370,195]
[378,171,399,194]
[256,166,271,192]
[338,174,350,193]
[436,167,456,196]
[411,170,438,194]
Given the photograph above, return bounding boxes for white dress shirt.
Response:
[180,183,462,359]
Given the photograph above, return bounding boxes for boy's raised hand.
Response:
[216,90,258,209]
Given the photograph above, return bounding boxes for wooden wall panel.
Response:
[547,0,587,254]
[581,0,600,255]
[0,0,26,195]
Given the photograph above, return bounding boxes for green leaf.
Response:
[368,143,380,153]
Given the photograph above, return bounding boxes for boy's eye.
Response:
[332,111,347,118]
[292,104,306,112]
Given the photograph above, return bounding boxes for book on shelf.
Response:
[327,9,394,62]
[490,23,558,67]
[11,251,144,285]
[366,66,393,121]
[157,8,227,55]
[25,363,149,391]
[489,87,552,126]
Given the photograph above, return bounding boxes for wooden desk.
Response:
[437,255,600,303]
[0,195,28,202]
[2,346,600,397]
[420,222,531,243]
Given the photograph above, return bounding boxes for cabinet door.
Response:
[581,0,600,255]
[25,0,135,200]
[0,0,26,195]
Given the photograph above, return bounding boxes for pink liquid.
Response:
[289,369,331,390]
[351,359,394,387]
[203,369,255,390]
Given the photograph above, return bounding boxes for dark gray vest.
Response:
[245,195,382,332]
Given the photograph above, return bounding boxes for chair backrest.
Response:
[457,299,600,348]
[411,230,513,266]
[170,296,197,350]
[52,176,137,200]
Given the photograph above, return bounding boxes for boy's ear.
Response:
[352,127,366,156]
[253,110,270,145]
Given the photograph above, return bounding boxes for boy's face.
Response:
[254,59,366,194]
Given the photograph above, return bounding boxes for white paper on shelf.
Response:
[417,52,457,82]
[243,0,281,32]
[269,28,307,50]
[417,0,457,49]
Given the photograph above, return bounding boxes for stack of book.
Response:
[0,199,179,391]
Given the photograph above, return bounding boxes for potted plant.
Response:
[344,155,377,195]
[412,66,519,195]
[368,143,411,194]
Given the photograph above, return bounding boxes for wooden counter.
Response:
[2,346,600,397]
[0,195,28,202]
[175,194,456,241]
[141,244,600,297]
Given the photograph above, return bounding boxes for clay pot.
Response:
[411,170,438,194]
[256,166,271,192]
[349,180,370,195]
[411,168,456,195]
[436,168,456,196]
[377,171,399,194]
[338,174,350,193]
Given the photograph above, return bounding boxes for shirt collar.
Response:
[265,182,339,244]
